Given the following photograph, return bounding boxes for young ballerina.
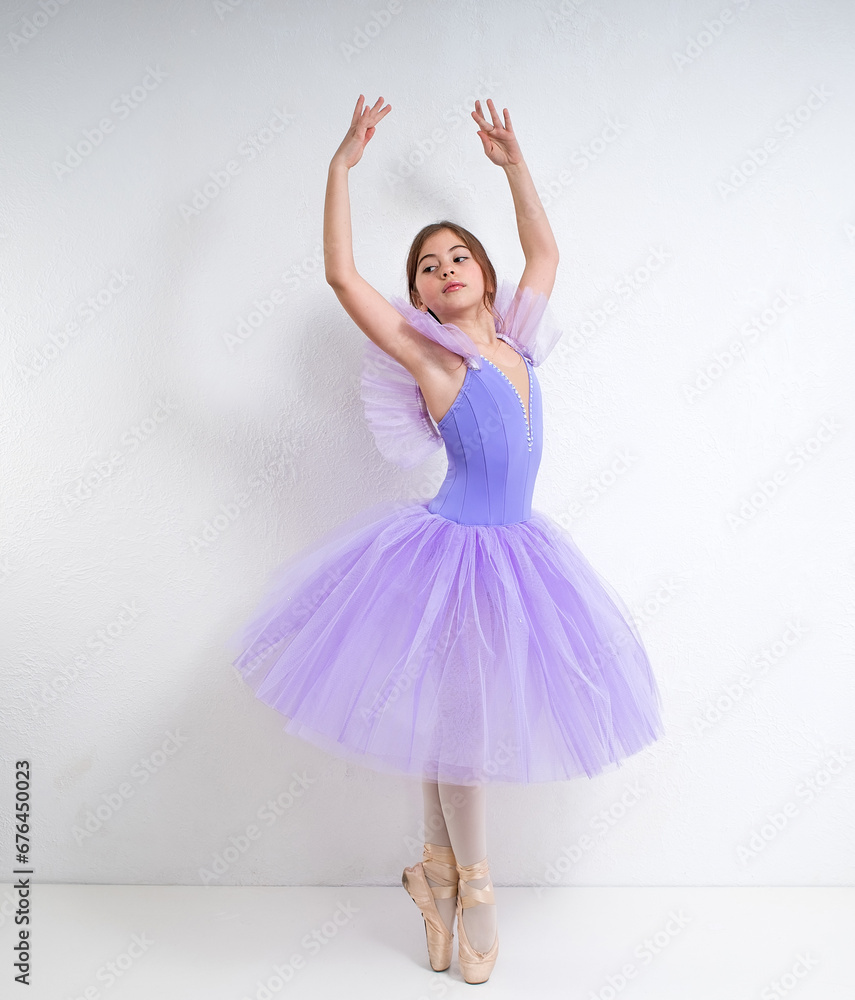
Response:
[228,95,663,984]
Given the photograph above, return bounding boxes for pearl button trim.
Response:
[480,338,533,451]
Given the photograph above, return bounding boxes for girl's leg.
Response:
[421,780,456,933]
[438,781,497,954]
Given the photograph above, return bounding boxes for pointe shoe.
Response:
[402,843,458,972]
[455,857,499,984]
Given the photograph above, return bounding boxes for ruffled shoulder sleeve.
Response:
[360,337,443,470]
[386,296,485,371]
[359,298,484,470]
[491,278,563,367]
[360,280,563,469]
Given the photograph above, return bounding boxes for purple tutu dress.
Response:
[228,280,664,785]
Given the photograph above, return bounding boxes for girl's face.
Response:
[413,229,486,318]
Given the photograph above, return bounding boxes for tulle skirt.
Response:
[227,499,664,785]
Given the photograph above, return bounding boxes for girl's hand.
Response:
[471,99,523,167]
[332,94,391,170]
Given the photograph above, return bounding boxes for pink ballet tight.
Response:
[421,780,497,955]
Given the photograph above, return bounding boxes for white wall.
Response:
[1,0,853,889]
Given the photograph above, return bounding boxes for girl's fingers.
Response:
[486,97,511,131]
[367,102,391,124]
[474,98,510,133]
[349,96,391,138]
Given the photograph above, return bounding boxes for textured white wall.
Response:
[1,0,853,891]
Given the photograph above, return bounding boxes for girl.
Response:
[228,95,663,984]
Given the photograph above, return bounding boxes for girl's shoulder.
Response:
[491,279,563,367]
[386,294,483,371]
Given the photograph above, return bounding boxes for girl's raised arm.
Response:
[471,99,560,300]
[323,95,390,284]
[324,95,442,379]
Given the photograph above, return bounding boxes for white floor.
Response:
[1,884,852,999]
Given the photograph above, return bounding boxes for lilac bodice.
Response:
[427,337,542,525]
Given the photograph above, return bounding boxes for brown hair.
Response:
[405,220,500,328]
